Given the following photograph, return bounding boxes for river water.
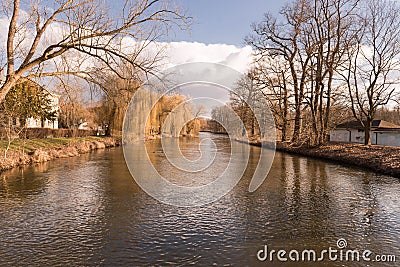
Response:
[0,133,399,266]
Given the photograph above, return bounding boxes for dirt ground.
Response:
[275,141,400,178]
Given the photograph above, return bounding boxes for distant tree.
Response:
[210,106,231,134]
[183,104,206,136]
[0,81,56,157]
[58,100,93,129]
[340,0,400,145]
[92,65,142,135]
[375,106,400,126]
[246,0,313,143]
[230,72,261,138]
[247,0,358,145]
[210,105,244,136]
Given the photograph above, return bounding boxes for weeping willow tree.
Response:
[147,94,199,137]
[124,89,200,142]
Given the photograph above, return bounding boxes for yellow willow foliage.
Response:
[144,93,200,137]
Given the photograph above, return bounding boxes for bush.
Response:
[4,128,98,139]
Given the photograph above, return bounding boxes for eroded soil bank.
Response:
[238,139,400,178]
[272,142,400,178]
[0,137,120,172]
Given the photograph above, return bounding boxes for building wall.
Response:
[373,132,400,147]
[26,93,59,129]
[330,129,367,144]
[350,129,365,143]
[330,129,350,142]
[26,117,58,129]
[330,129,400,147]
[330,129,365,143]
[26,117,41,128]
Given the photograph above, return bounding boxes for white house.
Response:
[26,93,59,129]
[1,76,59,129]
[330,120,400,147]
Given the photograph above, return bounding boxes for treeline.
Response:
[213,0,400,146]
[0,0,190,140]
[59,88,200,138]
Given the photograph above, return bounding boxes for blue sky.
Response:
[172,0,283,46]
[0,0,285,101]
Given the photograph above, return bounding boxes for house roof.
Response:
[336,120,400,131]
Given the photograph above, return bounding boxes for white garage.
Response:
[330,120,400,147]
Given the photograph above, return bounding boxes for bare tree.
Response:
[340,0,400,145]
[210,106,231,134]
[304,0,358,145]
[90,62,142,135]
[252,57,291,142]
[247,0,362,145]
[246,0,313,143]
[229,71,266,139]
[0,0,189,102]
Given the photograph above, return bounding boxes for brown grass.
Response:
[0,136,120,172]
[275,142,400,178]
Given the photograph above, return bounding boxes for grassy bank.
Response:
[245,140,400,178]
[0,136,121,172]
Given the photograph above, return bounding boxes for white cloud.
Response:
[160,41,253,73]
[0,14,254,112]
[0,12,254,78]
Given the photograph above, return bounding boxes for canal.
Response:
[0,133,399,266]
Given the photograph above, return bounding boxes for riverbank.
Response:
[245,140,400,178]
[0,136,121,172]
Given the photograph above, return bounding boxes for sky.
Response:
[169,0,283,46]
[145,0,284,74]
[109,0,283,46]
[0,0,284,74]
[0,0,285,108]
[150,0,284,113]
[106,0,284,73]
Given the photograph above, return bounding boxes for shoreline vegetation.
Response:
[2,132,399,179]
[0,136,121,172]
[147,131,400,179]
[242,139,400,178]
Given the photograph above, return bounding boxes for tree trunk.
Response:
[321,72,333,145]
[106,103,117,136]
[364,119,372,145]
[0,81,13,103]
[281,118,287,142]
[292,104,302,143]
[281,71,288,142]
